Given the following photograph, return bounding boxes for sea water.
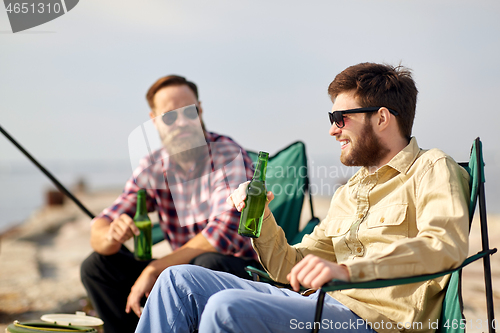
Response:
[0,159,132,233]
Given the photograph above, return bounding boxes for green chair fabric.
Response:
[152,222,164,245]
[438,271,463,333]
[436,138,484,333]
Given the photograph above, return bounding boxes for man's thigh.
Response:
[200,289,375,333]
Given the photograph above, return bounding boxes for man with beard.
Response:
[134,63,470,333]
[80,75,260,333]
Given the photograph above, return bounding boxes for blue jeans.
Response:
[135,265,375,333]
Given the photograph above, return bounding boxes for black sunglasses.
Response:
[328,107,399,129]
[162,105,199,126]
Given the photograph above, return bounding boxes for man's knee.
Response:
[202,290,248,328]
[155,264,209,294]
[161,264,209,282]
[204,290,239,313]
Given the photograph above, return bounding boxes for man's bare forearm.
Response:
[90,218,123,255]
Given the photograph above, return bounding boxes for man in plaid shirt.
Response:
[80,75,259,333]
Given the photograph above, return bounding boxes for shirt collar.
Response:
[385,136,420,175]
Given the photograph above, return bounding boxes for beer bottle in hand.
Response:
[238,151,269,238]
[133,189,152,260]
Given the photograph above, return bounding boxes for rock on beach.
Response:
[0,189,121,331]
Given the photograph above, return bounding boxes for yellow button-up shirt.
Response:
[252,137,470,333]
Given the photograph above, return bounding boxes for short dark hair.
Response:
[328,63,418,140]
[146,75,199,109]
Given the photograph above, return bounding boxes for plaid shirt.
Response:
[96,132,257,259]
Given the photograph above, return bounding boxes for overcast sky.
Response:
[1,0,499,169]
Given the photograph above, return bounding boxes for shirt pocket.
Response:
[324,217,353,237]
[365,203,408,234]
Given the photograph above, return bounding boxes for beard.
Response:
[340,120,389,168]
[168,142,207,165]
[160,123,208,164]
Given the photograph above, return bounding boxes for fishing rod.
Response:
[0,124,95,219]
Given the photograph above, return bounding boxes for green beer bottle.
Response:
[133,189,152,261]
[238,151,269,238]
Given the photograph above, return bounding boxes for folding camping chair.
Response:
[308,137,496,333]
[152,141,320,246]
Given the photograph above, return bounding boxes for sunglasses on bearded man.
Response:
[161,105,199,126]
[328,107,399,129]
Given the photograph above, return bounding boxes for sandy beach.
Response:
[0,192,498,332]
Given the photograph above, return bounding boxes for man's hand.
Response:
[106,214,140,244]
[287,254,350,292]
[90,216,141,255]
[226,181,274,218]
[124,233,218,317]
[125,265,158,318]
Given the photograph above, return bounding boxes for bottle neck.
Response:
[253,156,268,182]
[135,190,148,217]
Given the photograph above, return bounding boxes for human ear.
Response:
[197,101,203,117]
[149,111,157,121]
[149,110,162,131]
[375,107,391,132]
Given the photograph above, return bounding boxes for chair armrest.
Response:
[245,250,496,297]
[321,249,496,292]
[245,266,294,289]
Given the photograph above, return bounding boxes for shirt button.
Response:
[358,213,364,219]
[356,247,362,253]
[380,217,385,223]
[337,228,341,233]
